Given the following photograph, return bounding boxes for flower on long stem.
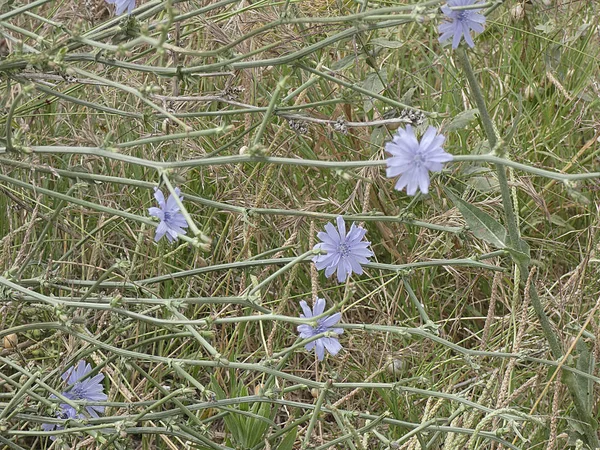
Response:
[385,125,452,195]
[438,0,486,49]
[297,298,343,361]
[148,187,189,243]
[42,361,107,440]
[313,216,374,283]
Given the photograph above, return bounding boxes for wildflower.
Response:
[313,216,374,283]
[105,0,136,15]
[297,298,343,361]
[438,0,486,49]
[42,361,107,440]
[42,404,79,440]
[385,125,452,195]
[148,187,189,243]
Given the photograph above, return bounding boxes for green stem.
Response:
[252,75,288,150]
[0,371,40,421]
[79,261,123,302]
[302,380,332,449]
[165,305,220,358]
[0,173,208,249]
[457,46,600,449]
[4,89,27,152]
[11,146,600,182]
[248,250,315,298]
[403,279,435,329]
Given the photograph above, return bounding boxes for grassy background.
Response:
[1,0,600,449]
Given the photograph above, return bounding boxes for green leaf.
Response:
[277,427,298,450]
[445,109,479,132]
[445,189,507,249]
[576,339,594,416]
[507,236,531,267]
[360,71,386,114]
[506,246,530,268]
[331,55,355,71]
[462,166,499,193]
[399,87,417,106]
[371,38,404,48]
[370,126,387,148]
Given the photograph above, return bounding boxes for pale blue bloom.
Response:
[42,404,79,440]
[438,0,486,49]
[148,187,188,243]
[42,361,107,440]
[105,0,135,15]
[297,298,343,361]
[313,216,374,283]
[385,125,452,195]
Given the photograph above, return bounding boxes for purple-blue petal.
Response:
[438,0,486,49]
[385,125,451,195]
[313,298,326,316]
[312,216,373,283]
[297,299,344,360]
[299,300,313,318]
[320,312,341,328]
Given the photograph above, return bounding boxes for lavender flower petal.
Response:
[105,0,136,15]
[43,360,107,440]
[313,216,374,283]
[296,298,344,361]
[148,187,189,243]
[438,0,486,49]
[385,125,452,196]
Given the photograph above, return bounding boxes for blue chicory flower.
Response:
[105,0,136,15]
[297,298,343,361]
[438,0,486,49]
[385,125,452,196]
[148,187,189,243]
[42,361,107,440]
[42,404,79,440]
[313,216,374,283]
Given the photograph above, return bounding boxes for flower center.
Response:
[68,384,85,399]
[163,211,173,222]
[337,242,350,257]
[413,152,426,167]
[456,10,468,21]
[314,319,329,334]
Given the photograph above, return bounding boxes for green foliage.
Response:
[209,376,276,448]
[0,0,600,449]
[445,188,507,249]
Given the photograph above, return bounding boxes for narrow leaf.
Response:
[371,38,404,48]
[278,427,298,450]
[445,189,507,249]
[445,108,479,132]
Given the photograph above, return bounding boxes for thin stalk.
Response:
[0,173,207,249]
[79,262,124,302]
[0,0,52,20]
[4,88,27,151]
[252,76,288,150]
[457,46,600,449]
[403,279,435,329]
[302,380,332,449]
[165,305,220,358]
[161,174,204,241]
[0,371,40,421]
[248,250,315,298]
[14,145,600,182]
[14,184,79,276]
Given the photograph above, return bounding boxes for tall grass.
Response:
[1,0,600,449]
